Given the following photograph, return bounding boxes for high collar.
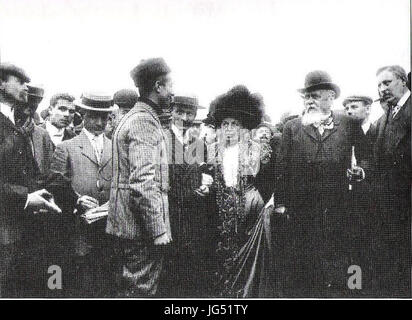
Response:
[138,97,163,116]
[0,102,15,125]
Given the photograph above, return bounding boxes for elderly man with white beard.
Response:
[274,70,370,297]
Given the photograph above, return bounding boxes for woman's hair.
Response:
[209,85,264,130]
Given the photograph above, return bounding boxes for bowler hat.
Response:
[342,95,373,106]
[171,95,206,110]
[113,89,139,109]
[130,58,171,88]
[0,63,31,83]
[298,70,340,98]
[74,92,115,112]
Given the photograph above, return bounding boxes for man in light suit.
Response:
[49,93,114,297]
[0,63,61,297]
[106,58,173,297]
[369,65,411,297]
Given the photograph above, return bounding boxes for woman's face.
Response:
[221,117,242,141]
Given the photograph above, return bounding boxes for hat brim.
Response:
[298,82,341,99]
[171,103,206,110]
[74,100,115,112]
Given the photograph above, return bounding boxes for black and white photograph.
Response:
[0,0,410,302]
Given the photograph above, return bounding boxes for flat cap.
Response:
[130,58,171,87]
[342,95,373,106]
[0,63,31,83]
[171,95,205,109]
[27,84,44,106]
[113,89,139,109]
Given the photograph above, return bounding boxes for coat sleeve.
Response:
[128,114,167,239]
[47,142,77,214]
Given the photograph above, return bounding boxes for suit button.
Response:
[22,169,27,175]
[18,150,23,155]
[14,131,19,136]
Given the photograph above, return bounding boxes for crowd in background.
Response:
[0,59,410,298]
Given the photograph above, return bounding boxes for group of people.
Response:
[0,58,410,298]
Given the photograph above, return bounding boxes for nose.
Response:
[181,114,188,121]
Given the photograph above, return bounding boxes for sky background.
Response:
[0,0,410,123]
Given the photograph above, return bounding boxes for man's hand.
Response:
[77,195,99,211]
[347,165,365,182]
[195,185,210,197]
[154,233,171,246]
[26,189,62,214]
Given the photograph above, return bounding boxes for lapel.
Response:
[0,111,18,133]
[391,97,410,148]
[320,115,340,142]
[302,124,320,142]
[99,135,112,169]
[374,110,390,157]
[77,130,99,166]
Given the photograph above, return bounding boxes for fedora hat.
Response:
[298,70,340,98]
[74,92,115,112]
[171,95,206,110]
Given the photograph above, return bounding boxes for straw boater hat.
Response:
[210,85,264,130]
[298,70,341,99]
[74,92,115,112]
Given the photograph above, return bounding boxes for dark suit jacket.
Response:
[0,113,40,245]
[369,96,411,196]
[31,125,54,175]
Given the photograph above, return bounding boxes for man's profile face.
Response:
[377,70,407,105]
[344,101,370,121]
[1,75,28,103]
[83,110,109,136]
[49,99,75,129]
[171,105,196,129]
[158,75,174,109]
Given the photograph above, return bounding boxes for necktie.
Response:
[92,136,102,164]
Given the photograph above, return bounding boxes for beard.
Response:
[301,109,330,126]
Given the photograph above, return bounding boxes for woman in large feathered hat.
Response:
[202,85,273,298]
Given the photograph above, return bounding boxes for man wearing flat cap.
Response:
[368,65,411,297]
[275,70,369,297]
[48,93,115,297]
[107,57,173,297]
[0,63,61,297]
[158,95,213,297]
[343,95,373,134]
[106,89,139,139]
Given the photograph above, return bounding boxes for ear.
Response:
[154,80,162,93]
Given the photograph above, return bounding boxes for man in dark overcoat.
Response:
[369,65,411,297]
[275,70,368,297]
[158,95,213,297]
[0,63,61,297]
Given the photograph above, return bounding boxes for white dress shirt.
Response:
[83,128,104,164]
[45,121,65,146]
[171,124,184,145]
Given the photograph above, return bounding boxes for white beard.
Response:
[301,110,331,126]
